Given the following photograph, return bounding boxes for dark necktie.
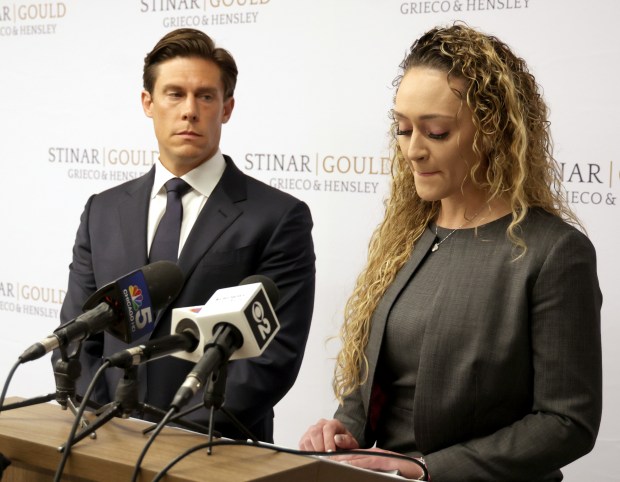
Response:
[149,178,192,263]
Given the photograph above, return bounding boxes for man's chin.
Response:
[160,152,212,174]
[172,147,213,163]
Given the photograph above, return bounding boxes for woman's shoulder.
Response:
[523,207,596,255]
[525,207,580,232]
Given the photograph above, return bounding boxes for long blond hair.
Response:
[333,23,579,402]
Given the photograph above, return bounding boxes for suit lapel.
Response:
[177,156,246,281]
[117,167,154,269]
[361,227,436,413]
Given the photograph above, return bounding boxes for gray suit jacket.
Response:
[336,209,602,481]
[58,156,316,442]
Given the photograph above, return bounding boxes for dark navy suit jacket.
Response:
[58,156,316,442]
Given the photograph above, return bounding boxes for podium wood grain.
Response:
[0,398,391,481]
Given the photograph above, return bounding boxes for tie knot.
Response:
[165,178,192,196]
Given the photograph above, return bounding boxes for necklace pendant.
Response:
[432,243,439,252]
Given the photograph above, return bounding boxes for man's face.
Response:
[141,56,234,176]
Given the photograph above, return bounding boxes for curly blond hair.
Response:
[333,23,580,402]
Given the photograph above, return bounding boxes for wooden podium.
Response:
[0,398,393,481]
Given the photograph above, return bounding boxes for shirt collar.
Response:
[151,150,227,198]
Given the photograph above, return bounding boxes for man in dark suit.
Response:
[57,28,315,442]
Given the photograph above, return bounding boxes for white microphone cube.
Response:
[170,282,280,363]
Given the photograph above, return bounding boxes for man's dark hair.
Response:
[143,28,237,98]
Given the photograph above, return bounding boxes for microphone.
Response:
[170,275,280,410]
[105,326,200,369]
[19,261,184,363]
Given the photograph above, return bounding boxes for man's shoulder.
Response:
[224,156,307,207]
[90,169,153,201]
[245,173,302,202]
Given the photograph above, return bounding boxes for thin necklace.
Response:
[432,209,482,252]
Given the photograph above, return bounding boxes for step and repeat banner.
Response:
[1,1,617,479]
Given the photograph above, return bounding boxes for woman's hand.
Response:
[334,447,426,480]
[299,420,426,479]
[299,418,359,452]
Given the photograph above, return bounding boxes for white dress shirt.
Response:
[147,150,227,258]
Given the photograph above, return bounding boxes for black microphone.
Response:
[105,322,200,369]
[19,261,184,363]
[170,275,280,410]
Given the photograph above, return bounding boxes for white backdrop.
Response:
[1,1,618,480]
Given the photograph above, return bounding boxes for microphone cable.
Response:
[141,401,203,435]
[0,359,20,414]
[150,439,429,482]
[53,359,110,482]
[130,405,176,482]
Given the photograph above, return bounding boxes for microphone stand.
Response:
[2,344,99,437]
[141,362,257,448]
[203,363,258,454]
[63,365,210,450]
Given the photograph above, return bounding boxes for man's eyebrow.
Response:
[195,85,219,93]
[160,84,219,94]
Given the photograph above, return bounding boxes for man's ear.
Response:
[141,90,154,118]
[222,96,235,124]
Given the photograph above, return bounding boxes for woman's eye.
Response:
[396,128,412,136]
[429,132,449,140]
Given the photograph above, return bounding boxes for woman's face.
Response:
[393,67,481,204]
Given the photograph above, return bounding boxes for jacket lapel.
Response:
[177,156,246,281]
[117,167,154,270]
[361,227,436,413]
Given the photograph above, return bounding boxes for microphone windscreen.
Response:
[240,275,279,307]
[142,261,184,309]
[78,261,185,343]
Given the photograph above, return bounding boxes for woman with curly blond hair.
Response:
[300,24,602,481]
